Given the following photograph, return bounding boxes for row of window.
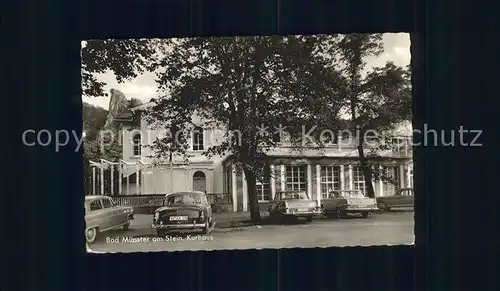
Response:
[131,127,205,156]
[131,128,410,157]
[273,131,410,146]
[224,165,402,202]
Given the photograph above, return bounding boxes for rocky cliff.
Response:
[104,89,142,129]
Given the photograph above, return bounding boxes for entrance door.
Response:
[193,171,207,193]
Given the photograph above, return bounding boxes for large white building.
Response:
[102,89,413,212]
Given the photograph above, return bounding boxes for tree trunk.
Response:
[243,168,261,222]
[349,76,375,198]
[356,143,376,198]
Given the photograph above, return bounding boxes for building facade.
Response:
[102,90,413,212]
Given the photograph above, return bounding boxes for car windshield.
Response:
[337,191,364,198]
[399,190,413,196]
[106,198,116,207]
[281,192,309,200]
[165,194,202,205]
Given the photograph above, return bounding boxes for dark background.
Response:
[3,0,498,290]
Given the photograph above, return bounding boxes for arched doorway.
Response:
[192,171,207,193]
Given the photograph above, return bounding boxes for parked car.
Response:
[268,191,322,222]
[376,188,414,211]
[84,195,134,244]
[321,190,378,218]
[152,191,215,237]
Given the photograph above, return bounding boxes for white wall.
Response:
[141,167,192,194]
[120,110,227,165]
[142,168,168,194]
[121,181,139,195]
[122,107,412,164]
[212,161,225,193]
[119,109,412,196]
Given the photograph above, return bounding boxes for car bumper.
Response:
[345,206,379,212]
[152,223,206,230]
[286,209,322,216]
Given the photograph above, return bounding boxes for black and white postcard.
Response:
[81,33,413,253]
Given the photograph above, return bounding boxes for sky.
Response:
[82,33,411,110]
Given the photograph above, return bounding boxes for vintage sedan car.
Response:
[152,191,215,237]
[268,191,322,222]
[376,188,414,211]
[84,195,135,244]
[321,190,378,218]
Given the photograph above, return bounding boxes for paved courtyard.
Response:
[87,210,414,253]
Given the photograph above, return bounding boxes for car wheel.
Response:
[201,221,211,234]
[361,212,369,218]
[270,212,279,222]
[85,227,98,244]
[325,212,335,218]
[273,213,285,224]
[123,220,130,230]
[321,206,327,216]
[336,208,346,218]
[322,207,336,219]
[378,202,390,211]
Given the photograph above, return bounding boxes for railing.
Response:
[206,193,233,213]
[109,193,232,205]
[112,194,165,207]
[206,193,233,204]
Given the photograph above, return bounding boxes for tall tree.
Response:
[318,34,412,197]
[82,102,108,138]
[81,39,161,97]
[142,36,337,221]
[81,36,344,220]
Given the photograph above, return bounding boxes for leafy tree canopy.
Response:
[81,34,411,216]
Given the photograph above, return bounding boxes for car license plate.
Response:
[297,208,308,212]
[169,216,188,221]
